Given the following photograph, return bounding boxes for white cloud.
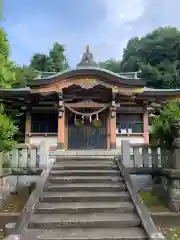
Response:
[89,0,145,62]
[102,0,145,26]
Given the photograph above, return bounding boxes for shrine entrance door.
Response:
[68,109,107,149]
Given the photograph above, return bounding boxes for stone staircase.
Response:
[18,156,148,239]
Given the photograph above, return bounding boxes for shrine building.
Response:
[1,46,180,150]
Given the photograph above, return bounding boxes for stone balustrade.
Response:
[0,140,49,176]
[121,140,180,212]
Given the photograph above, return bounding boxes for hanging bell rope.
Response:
[66,105,108,117]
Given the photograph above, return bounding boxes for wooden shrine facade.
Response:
[1,67,180,150]
[1,47,180,150]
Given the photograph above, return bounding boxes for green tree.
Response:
[98,59,121,73]
[31,54,54,72]
[150,100,180,149]
[0,105,17,151]
[50,42,69,71]
[13,65,38,87]
[30,42,69,72]
[0,3,18,151]
[121,27,180,89]
[0,27,16,88]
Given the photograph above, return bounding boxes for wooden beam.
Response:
[32,106,57,111]
[116,106,144,113]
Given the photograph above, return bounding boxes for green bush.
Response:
[150,100,180,149]
[0,105,17,151]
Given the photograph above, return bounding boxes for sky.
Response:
[2,0,180,67]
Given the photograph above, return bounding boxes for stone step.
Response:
[5,222,15,236]
[35,201,134,214]
[55,157,115,162]
[41,191,130,202]
[48,176,123,184]
[45,183,126,192]
[55,159,116,163]
[52,164,118,171]
[50,170,119,176]
[23,227,147,239]
[55,153,117,158]
[28,212,140,229]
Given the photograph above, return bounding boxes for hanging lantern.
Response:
[74,115,83,128]
[92,114,101,128]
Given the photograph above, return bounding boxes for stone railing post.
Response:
[162,120,180,211]
[172,139,180,169]
[121,140,131,167]
[39,140,48,169]
[172,120,180,169]
[0,152,3,177]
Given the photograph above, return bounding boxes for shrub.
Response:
[0,105,17,151]
[150,99,180,149]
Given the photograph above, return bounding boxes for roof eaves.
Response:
[34,67,142,81]
[144,87,180,92]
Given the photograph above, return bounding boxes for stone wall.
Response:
[153,171,180,212]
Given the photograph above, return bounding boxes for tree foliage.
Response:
[0,105,17,151]
[0,4,17,150]
[98,59,121,73]
[98,27,180,89]
[121,27,180,89]
[49,42,69,71]
[13,65,37,87]
[0,27,16,88]
[150,100,180,149]
[30,42,69,72]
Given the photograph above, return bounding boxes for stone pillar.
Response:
[110,92,116,149]
[172,138,180,169]
[161,122,180,211]
[25,111,31,143]
[143,111,149,144]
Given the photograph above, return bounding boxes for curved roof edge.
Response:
[34,67,140,80]
[144,87,180,92]
[0,86,180,97]
[28,66,144,87]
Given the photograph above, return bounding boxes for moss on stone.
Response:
[140,190,170,212]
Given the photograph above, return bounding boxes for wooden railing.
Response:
[121,140,172,169]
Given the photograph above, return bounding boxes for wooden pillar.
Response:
[107,110,111,150]
[110,111,116,149]
[110,91,117,149]
[57,91,65,150]
[57,114,65,149]
[143,111,149,144]
[25,111,31,143]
